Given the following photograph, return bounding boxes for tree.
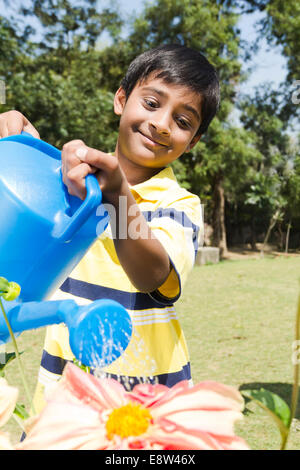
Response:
[19,0,123,51]
[1,1,123,149]
[240,0,300,121]
[235,0,300,249]
[0,14,32,111]
[238,85,297,251]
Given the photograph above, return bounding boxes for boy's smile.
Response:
[114,75,202,183]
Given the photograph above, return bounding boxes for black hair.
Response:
[120,44,220,135]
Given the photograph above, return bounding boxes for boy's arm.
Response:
[61,140,171,293]
[107,180,171,293]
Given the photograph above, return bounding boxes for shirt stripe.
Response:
[142,207,200,255]
[60,277,175,308]
[40,350,191,388]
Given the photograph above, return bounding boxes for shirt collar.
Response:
[130,166,179,201]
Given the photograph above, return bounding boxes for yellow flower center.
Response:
[105,402,152,439]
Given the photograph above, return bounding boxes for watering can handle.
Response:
[19,132,103,242]
[56,174,102,242]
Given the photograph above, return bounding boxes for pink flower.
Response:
[0,377,18,450]
[17,363,249,450]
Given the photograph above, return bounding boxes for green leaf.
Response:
[242,388,290,440]
[73,358,90,374]
[0,351,20,373]
[14,403,30,420]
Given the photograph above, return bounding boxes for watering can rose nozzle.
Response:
[0,298,132,368]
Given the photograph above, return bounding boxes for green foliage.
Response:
[0,352,20,377]
[73,358,90,374]
[0,350,29,426]
[8,54,119,149]
[13,403,30,420]
[238,85,299,244]
[242,388,291,449]
[242,0,300,80]
[242,388,290,427]
[21,0,123,50]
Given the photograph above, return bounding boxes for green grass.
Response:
[2,254,300,449]
[176,255,300,450]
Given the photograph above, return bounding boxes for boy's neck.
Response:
[115,145,165,186]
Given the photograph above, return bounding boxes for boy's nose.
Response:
[149,112,171,136]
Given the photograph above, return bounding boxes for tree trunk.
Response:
[212,173,228,258]
[285,220,292,253]
[260,208,282,257]
[250,214,257,250]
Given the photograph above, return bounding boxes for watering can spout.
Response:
[0,298,132,368]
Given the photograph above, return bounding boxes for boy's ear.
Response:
[186,134,202,152]
[114,87,127,116]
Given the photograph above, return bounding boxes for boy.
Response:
[0,44,220,412]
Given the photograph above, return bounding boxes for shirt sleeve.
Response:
[143,192,203,304]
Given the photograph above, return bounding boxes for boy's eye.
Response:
[177,117,191,129]
[144,98,158,108]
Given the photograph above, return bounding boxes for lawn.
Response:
[2,254,300,449]
[176,254,300,450]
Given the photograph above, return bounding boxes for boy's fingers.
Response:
[62,140,99,175]
[0,111,22,137]
[23,121,40,139]
[65,162,96,200]
[79,147,118,172]
[0,122,9,138]
[0,111,40,139]
[61,140,87,177]
[62,139,85,151]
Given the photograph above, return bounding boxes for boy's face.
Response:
[114,74,202,170]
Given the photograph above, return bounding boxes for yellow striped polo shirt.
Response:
[33,166,203,413]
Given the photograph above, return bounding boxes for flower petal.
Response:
[16,365,249,450]
[17,364,130,450]
[62,362,126,410]
[158,409,243,436]
[146,425,225,450]
[128,382,169,407]
[150,381,244,418]
[0,431,14,450]
[17,402,109,450]
[209,433,250,450]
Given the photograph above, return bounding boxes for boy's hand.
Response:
[0,110,40,139]
[61,140,126,202]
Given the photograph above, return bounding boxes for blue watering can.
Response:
[0,132,109,302]
[0,132,132,367]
